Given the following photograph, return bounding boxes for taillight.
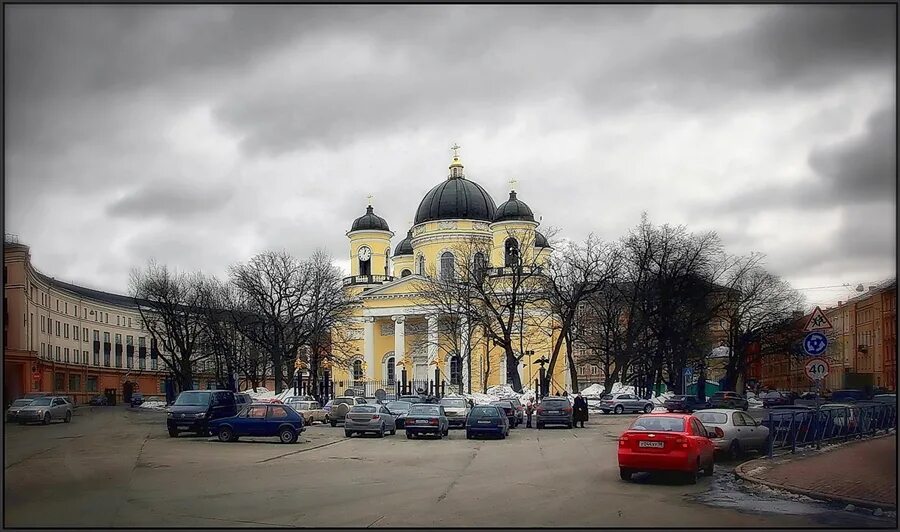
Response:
[715,427,724,438]
[429,419,438,425]
[619,435,629,447]
[563,407,573,413]
[371,415,380,420]
[537,408,545,414]
[675,436,688,448]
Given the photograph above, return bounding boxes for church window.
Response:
[440,252,455,280]
[401,269,412,278]
[386,357,395,382]
[450,356,461,385]
[384,249,390,276]
[473,252,486,283]
[504,238,520,268]
[352,360,364,382]
[417,255,425,275]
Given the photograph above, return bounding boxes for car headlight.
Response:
[167,412,173,417]
[37,410,44,416]
[195,413,206,418]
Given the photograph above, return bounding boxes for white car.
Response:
[694,409,769,458]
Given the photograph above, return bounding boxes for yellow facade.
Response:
[331,151,566,394]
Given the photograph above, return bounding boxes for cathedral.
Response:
[331,147,568,394]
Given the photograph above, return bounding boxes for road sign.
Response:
[804,306,833,332]
[803,332,828,356]
[375,389,386,401]
[683,367,693,378]
[804,358,830,381]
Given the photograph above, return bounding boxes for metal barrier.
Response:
[765,403,897,457]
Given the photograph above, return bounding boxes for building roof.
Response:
[493,190,535,223]
[30,268,143,308]
[393,230,414,256]
[350,205,391,232]
[534,231,551,249]
[414,176,497,225]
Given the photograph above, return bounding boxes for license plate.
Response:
[477,420,492,424]
[416,420,428,424]
[639,441,664,448]
[547,411,560,414]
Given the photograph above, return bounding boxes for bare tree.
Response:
[129,260,208,393]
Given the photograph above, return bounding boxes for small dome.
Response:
[493,191,534,222]
[351,205,390,232]
[535,231,551,249]
[394,230,414,256]
[414,178,497,225]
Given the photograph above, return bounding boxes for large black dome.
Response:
[394,230,414,256]
[414,178,497,225]
[493,191,534,223]
[351,205,390,232]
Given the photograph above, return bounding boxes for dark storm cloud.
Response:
[106,181,234,220]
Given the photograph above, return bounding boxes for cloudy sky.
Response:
[5,5,896,308]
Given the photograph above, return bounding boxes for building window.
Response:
[56,346,61,362]
[86,377,98,392]
[69,374,81,392]
[64,347,69,363]
[74,305,77,316]
[74,326,79,341]
[353,360,364,382]
[64,323,69,338]
[41,315,45,333]
[385,248,391,277]
[55,372,65,391]
[83,351,88,365]
[401,269,411,278]
[504,238,520,267]
[83,328,88,341]
[94,329,100,342]
[151,357,158,370]
[450,356,461,385]
[440,251,455,281]
[473,252,486,283]
[56,321,60,337]
[386,357,395,382]
[128,317,132,328]
[417,255,425,275]
[104,332,110,343]
[139,354,145,369]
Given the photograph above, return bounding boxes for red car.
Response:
[617,413,717,484]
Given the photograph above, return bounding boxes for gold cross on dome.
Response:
[367,194,375,206]
[508,178,518,191]
[450,143,461,158]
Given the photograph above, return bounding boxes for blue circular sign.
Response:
[803,332,828,356]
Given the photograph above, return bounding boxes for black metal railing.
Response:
[485,266,543,277]
[342,274,395,286]
[764,403,897,457]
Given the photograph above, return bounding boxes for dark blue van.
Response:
[166,390,238,437]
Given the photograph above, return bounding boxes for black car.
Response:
[760,391,796,408]
[166,390,238,437]
[708,391,749,410]
[664,395,705,413]
[130,393,144,408]
[490,401,518,427]
[88,395,109,406]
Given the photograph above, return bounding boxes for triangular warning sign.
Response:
[804,306,833,332]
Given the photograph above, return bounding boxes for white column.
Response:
[427,315,439,366]
[363,317,375,379]
[393,315,405,383]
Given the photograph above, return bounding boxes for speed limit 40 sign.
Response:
[804,358,830,381]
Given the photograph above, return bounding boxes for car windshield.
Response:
[29,398,52,406]
[386,401,411,412]
[694,412,728,425]
[600,394,613,400]
[174,392,211,406]
[541,400,569,407]
[471,406,500,417]
[440,398,466,408]
[491,402,512,408]
[350,405,376,413]
[409,405,441,416]
[630,416,685,432]
[12,399,32,406]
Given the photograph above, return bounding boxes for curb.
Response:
[734,433,897,511]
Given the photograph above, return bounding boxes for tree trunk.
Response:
[565,333,579,393]
[505,346,523,392]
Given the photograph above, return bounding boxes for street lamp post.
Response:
[534,356,550,399]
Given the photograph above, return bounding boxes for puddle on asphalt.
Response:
[690,469,897,528]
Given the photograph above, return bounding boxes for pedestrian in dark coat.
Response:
[573,394,589,428]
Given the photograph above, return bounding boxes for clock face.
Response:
[358,246,372,261]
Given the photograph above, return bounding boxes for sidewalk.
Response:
[735,434,897,510]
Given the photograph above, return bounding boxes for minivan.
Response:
[166,390,238,437]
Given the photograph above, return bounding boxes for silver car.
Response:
[344,404,397,437]
[17,396,73,425]
[598,393,654,415]
[694,409,770,458]
[439,396,470,428]
[7,399,34,422]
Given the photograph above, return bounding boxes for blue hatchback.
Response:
[209,403,305,444]
[465,405,510,439]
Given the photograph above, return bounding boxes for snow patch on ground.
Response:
[139,401,168,410]
[744,465,769,476]
[744,482,818,502]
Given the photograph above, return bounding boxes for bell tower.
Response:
[347,198,393,281]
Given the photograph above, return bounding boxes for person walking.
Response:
[573,393,589,428]
[525,400,535,428]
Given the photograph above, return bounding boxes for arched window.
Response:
[473,252,486,283]
[384,249,390,276]
[440,251,455,280]
[450,356,461,385]
[401,269,412,278]
[386,356,395,382]
[352,360,363,382]
[417,255,425,275]
[504,238,520,268]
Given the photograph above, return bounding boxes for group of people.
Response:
[523,391,590,428]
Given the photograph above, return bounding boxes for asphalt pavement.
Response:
[2,406,888,528]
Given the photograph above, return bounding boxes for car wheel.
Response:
[619,467,633,481]
[729,439,743,460]
[279,427,297,444]
[466,431,473,439]
[218,427,233,443]
[567,423,573,429]
[703,459,714,477]
[64,411,72,423]
[406,431,413,439]
[644,404,653,413]
[390,426,396,435]
[378,424,385,438]
[168,427,178,438]
[614,405,624,415]
[42,413,51,425]
[345,430,353,438]
[602,410,609,415]
[685,462,699,485]
[330,419,337,427]
[537,422,544,429]
[500,431,507,440]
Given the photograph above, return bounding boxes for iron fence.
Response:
[765,403,897,457]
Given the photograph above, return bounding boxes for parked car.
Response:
[760,391,794,408]
[872,394,896,404]
[707,391,749,411]
[694,409,770,458]
[17,396,73,425]
[617,413,717,484]
[536,397,573,429]
[7,398,34,422]
[664,395,706,413]
[166,390,238,437]
[329,396,368,427]
[760,405,821,445]
[386,401,412,428]
[490,401,518,427]
[599,393,654,415]
[234,393,252,407]
[466,405,510,439]
[399,395,425,404]
[344,404,397,437]
[210,403,304,444]
[88,395,109,406]
[506,397,526,426]
[130,393,145,408]
[286,399,328,424]
[830,389,868,403]
[439,396,470,428]
[405,403,449,439]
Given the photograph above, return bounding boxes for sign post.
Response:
[804,358,830,449]
[803,307,833,449]
[683,367,693,395]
